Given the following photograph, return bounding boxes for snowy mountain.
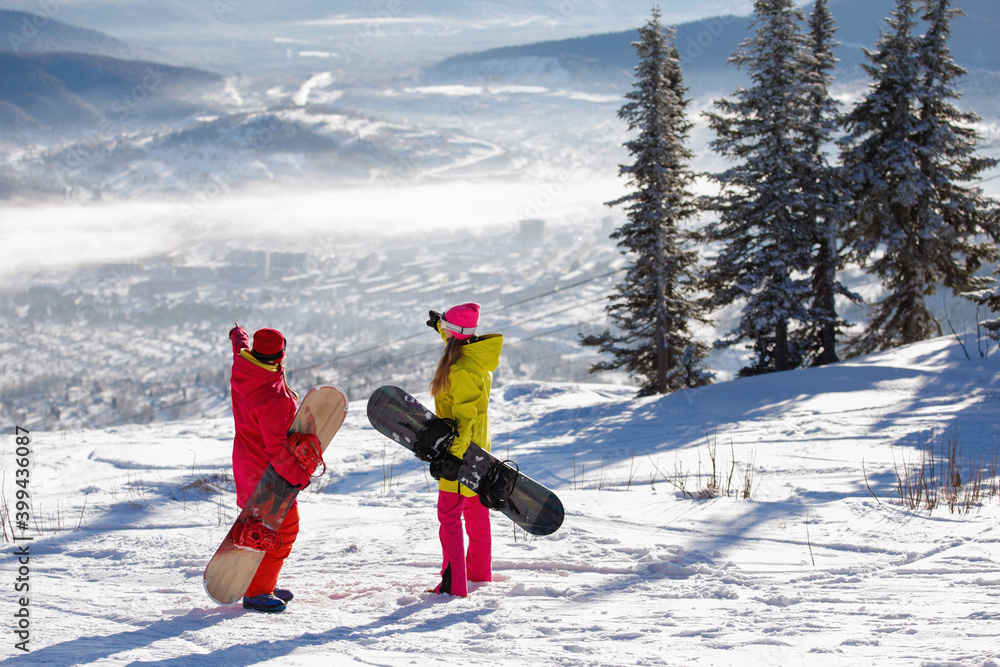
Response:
[0,50,222,131]
[0,8,162,60]
[424,16,749,96]
[426,0,1000,114]
[3,336,999,664]
[0,0,752,75]
[2,0,997,200]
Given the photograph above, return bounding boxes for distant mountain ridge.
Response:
[426,0,1000,107]
[0,8,163,61]
[0,50,222,131]
[0,7,221,132]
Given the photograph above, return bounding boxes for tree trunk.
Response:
[815,228,840,366]
[775,318,790,371]
[655,227,669,393]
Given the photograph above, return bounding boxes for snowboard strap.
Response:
[285,432,326,477]
[232,517,283,552]
[477,459,519,511]
[413,418,456,463]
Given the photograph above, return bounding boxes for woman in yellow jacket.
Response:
[426,302,503,597]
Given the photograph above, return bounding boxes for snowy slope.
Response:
[2,336,1000,665]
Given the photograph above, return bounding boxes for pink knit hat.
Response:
[442,303,480,340]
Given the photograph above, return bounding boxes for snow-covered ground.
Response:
[3,335,1000,665]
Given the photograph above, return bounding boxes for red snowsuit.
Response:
[229,327,308,598]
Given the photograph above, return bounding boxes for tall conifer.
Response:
[801,0,856,366]
[842,0,1000,354]
[703,0,817,375]
[582,7,711,396]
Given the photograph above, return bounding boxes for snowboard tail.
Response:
[366,385,564,536]
[203,384,348,605]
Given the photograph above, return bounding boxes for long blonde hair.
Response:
[281,364,300,403]
[430,336,465,397]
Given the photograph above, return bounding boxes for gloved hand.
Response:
[413,418,455,463]
[429,454,464,482]
[270,433,321,490]
[284,432,325,477]
[229,322,241,341]
[272,458,311,490]
[426,310,442,331]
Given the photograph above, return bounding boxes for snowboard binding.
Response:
[232,517,283,553]
[285,432,326,477]
[412,418,456,463]
[477,459,520,511]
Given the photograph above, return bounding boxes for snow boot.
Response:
[273,588,294,603]
[427,564,467,597]
[242,592,286,613]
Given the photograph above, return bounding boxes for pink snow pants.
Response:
[435,491,491,597]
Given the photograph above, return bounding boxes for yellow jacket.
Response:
[433,333,503,496]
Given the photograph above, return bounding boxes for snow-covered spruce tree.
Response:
[965,264,1000,341]
[800,0,857,367]
[841,0,1000,355]
[703,0,818,375]
[581,8,712,396]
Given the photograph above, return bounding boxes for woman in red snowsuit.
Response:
[229,325,311,612]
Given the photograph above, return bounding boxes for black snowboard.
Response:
[366,385,564,536]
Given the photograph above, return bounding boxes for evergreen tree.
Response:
[800,0,857,366]
[841,0,1000,354]
[582,8,712,396]
[965,263,1000,341]
[703,0,817,376]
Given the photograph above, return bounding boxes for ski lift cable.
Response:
[494,295,610,330]
[88,275,622,430]
[298,294,612,383]
[537,356,599,376]
[514,320,595,342]
[972,164,1000,184]
[290,333,426,374]
[327,306,613,385]
[483,268,623,315]
[288,270,621,375]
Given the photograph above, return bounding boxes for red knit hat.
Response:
[252,328,285,362]
[442,303,480,340]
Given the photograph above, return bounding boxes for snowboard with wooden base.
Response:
[203,384,348,605]
[366,385,564,536]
